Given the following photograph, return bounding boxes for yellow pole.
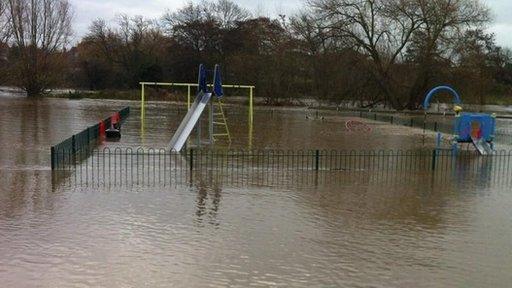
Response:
[141,83,145,119]
[248,87,254,149]
[249,87,254,125]
[248,117,253,150]
[187,85,191,110]
[140,83,145,141]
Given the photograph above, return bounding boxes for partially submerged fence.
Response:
[52,148,512,185]
[348,111,512,144]
[55,163,512,188]
[51,107,130,170]
[53,147,512,170]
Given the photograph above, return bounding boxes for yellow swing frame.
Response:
[139,82,255,148]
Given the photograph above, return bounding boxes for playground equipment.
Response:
[140,81,254,124]
[106,112,121,140]
[345,120,372,133]
[423,86,496,155]
[168,64,228,152]
[139,70,255,148]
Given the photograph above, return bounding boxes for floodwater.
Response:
[1,93,512,287]
[110,101,449,150]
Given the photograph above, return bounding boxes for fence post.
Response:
[190,148,194,171]
[51,146,56,170]
[71,135,76,163]
[431,149,437,171]
[434,122,438,132]
[187,85,191,110]
[86,127,90,147]
[315,150,320,171]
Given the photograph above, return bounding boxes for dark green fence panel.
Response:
[50,147,512,187]
[50,107,130,170]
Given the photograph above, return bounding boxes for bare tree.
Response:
[291,12,330,55]
[163,0,250,30]
[405,0,489,108]
[309,0,489,109]
[162,2,223,56]
[309,0,422,108]
[162,2,204,30]
[0,1,9,84]
[114,15,166,84]
[82,15,168,88]
[0,0,10,42]
[4,0,73,96]
[210,0,251,28]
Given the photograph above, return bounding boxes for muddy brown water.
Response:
[108,102,450,150]
[1,94,512,287]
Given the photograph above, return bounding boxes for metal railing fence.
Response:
[346,111,512,144]
[51,147,512,187]
[51,107,130,170]
[52,147,512,172]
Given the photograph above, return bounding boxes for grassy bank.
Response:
[50,89,512,110]
[480,94,512,106]
[49,90,156,100]
[50,89,254,105]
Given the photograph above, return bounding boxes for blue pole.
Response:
[436,132,442,150]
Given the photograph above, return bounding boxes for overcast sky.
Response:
[69,0,512,48]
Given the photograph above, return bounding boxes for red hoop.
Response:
[346,120,372,133]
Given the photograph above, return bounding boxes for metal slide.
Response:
[471,137,493,155]
[168,91,212,152]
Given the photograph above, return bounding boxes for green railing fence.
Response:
[347,110,512,144]
[50,147,512,187]
[52,147,512,172]
[51,107,130,170]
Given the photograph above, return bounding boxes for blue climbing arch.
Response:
[423,86,462,110]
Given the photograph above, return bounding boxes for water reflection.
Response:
[49,163,508,240]
[194,184,222,227]
[2,95,512,287]
[0,170,57,221]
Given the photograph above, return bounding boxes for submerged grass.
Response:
[49,88,512,111]
[52,89,159,101]
[50,89,254,105]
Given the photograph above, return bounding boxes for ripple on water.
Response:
[1,95,512,287]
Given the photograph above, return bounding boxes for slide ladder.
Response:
[471,137,493,155]
[212,99,231,143]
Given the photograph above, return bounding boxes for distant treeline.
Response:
[1,0,512,109]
